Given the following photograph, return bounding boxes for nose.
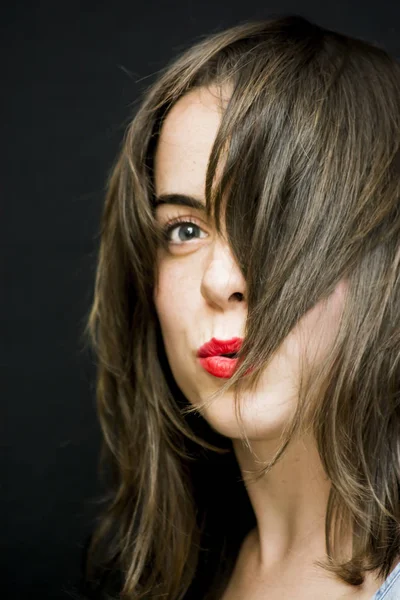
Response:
[200,239,247,311]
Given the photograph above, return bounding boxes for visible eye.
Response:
[162,216,208,245]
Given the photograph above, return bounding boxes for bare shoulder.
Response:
[219,533,399,600]
[219,529,260,600]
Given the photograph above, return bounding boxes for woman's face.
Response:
[153,85,346,440]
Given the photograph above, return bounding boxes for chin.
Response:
[191,387,292,442]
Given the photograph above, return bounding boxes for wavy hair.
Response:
[81,14,400,600]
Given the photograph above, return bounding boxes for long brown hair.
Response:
[81,14,400,599]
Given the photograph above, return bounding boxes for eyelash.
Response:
[162,216,208,244]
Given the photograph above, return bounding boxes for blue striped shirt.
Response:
[371,562,400,600]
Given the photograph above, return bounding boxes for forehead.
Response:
[154,86,224,198]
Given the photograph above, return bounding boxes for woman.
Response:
[80,14,400,600]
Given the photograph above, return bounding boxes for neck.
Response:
[232,432,331,571]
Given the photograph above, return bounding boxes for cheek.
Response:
[153,264,173,326]
[153,261,195,332]
[285,280,347,367]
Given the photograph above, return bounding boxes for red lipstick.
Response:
[197,337,243,378]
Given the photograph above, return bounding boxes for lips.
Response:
[197,337,243,358]
[197,337,244,379]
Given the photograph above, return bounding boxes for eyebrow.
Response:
[153,193,206,212]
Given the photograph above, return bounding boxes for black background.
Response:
[3,1,399,598]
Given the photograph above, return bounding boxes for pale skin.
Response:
[152,85,394,598]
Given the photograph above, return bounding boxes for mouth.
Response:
[196,337,244,379]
